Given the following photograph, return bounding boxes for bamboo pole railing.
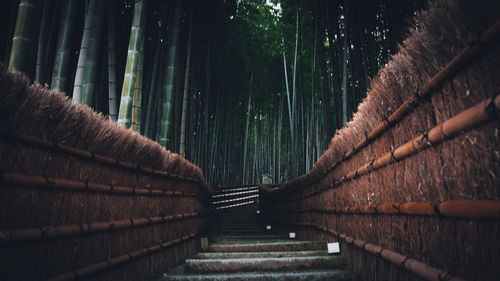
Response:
[0,129,204,185]
[216,200,257,210]
[272,93,500,202]
[212,185,259,195]
[211,184,262,210]
[212,184,261,191]
[212,194,259,205]
[275,220,467,281]
[212,188,259,199]
[270,19,500,196]
[0,212,203,243]
[47,224,208,281]
[270,200,500,219]
[0,171,199,198]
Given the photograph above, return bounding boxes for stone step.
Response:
[216,229,269,233]
[212,235,281,240]
[216,221,264,225]
[216,228,269,232]
[217,222,264,225]
[218,220,263,222]
[161,269,359,281]
[208,240,325,252]
[195,250,328,259]
[216,224,265,226]
[185,255,346,273]
[210,239,294,244]
[217,228,267,232]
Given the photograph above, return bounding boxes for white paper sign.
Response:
[266,225,271,230]
[289,232,296,238]
[328,242,340,254]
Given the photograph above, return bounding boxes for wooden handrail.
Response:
[270,200,500,219]
[0,212,203,243]
[0,171,200,198]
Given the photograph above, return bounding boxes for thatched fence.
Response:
[0,65,212,281]
[261,1,500,281]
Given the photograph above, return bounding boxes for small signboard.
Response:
[289,232,296,239]
[327,242,340,255]
[266,225,271,230]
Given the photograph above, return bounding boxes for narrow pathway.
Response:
[160,204,359,280]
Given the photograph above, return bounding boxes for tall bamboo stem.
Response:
[8,0,40,76]
[117,0,146,128]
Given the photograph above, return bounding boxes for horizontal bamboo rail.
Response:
[272,200,500,219]
[0,212,202,243]
[275,220,467,281]
[0,129,203,184]
[216,200,257,210]
[212,188,259,199]
[212,185,259,195]
[0,171,199,198]
[47,224,207,281]
[212,184,260,192]
[270,19,500,195]
[273,93,500,202]
[212,194,259,205]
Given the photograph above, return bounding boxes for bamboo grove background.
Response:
[261,0,500,280]
[0,0,425,186]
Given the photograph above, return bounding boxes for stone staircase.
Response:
[160,204,359,281]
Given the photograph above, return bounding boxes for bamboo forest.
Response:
[0,0,423,186]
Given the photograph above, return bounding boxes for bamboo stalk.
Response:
[159,0,182,147]
[269,20,500,195]
[273,200,500,219]
[46,225,207,281]
[51,0,78,92]
[8,0,40,76]
[107,0,118,121]
[179,2,193,157]
[80,0,104,105]
[0,130,202,183]
[118,0,146,128]
[35,0,52,84]
[72,0,96,103]
[0,212,202,243]
[0,171,199,198]
[130,34,144,131]
[272,93,500,202]
[275,221,467,281]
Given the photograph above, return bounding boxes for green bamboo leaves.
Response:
[117,0,146,129]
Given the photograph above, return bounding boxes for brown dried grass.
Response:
[0,66,210,280]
